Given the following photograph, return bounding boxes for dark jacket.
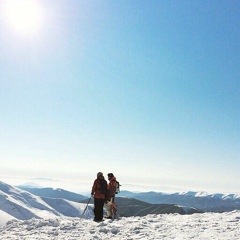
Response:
[91,177,107,199]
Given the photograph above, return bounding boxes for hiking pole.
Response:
[81,196,92,219]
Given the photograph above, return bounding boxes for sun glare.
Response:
[4,0,42,33]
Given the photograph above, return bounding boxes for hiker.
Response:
[91,172,107,222]
[105,173,117,219]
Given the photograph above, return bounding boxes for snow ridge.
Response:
[179,191,240,200]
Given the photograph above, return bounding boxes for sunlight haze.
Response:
[0,0,239,195]
[2,0,43,33]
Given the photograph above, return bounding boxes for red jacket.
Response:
[91,178,106,199]
[106,176,117,199]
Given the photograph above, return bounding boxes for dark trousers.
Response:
[94,198,105,221]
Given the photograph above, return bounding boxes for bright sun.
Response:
[4,0,42,33]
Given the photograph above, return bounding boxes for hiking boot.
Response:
[94,219,104,222]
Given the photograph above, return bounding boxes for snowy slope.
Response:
[0,211,239,239]
[0,181,93,224]
[0,181,60,220]
[0,210,16,226]
[17,185,87,202]
[41,197,93,218]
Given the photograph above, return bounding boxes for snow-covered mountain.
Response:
[0,181,60,220]
[17,185,87,202]
[118,190,240,212]
[18,184,240,212]
[0,181,202,225]
[0,181,93,224]
[1,181,240,239]
[14,182,240,214]
[80,196,202,217]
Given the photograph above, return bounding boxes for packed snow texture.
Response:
[0,211,239,239]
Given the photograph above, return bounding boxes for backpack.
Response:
[115,180,121,194]
[99,179,107,194]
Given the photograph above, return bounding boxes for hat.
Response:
[97,172,103,178]
[107,173,114,178]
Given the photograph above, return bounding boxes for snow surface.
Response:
[0,210,16,226]
[0,211,239,239]
[1,181,240,239]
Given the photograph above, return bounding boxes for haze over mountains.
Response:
[118,190,240,212]
[1,181,239,239]
[18,183,240,213]
[0,181,200,224]
[1,180,240,225]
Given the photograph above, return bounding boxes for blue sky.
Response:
[0,0,239,194]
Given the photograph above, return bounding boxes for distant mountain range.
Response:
[80,196,202,216]
[117,190,240,212]
[0,181,203,222]
[18,184,240,213]
[17,183,202,216]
